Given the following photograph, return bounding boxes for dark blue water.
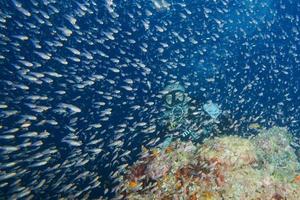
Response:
[0,0,299,199]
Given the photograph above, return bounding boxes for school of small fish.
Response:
[0,0,299,199]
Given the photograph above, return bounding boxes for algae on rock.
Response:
[117,127,300,200]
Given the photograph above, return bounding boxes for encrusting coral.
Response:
[116,127,300,199]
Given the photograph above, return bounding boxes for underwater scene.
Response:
[0,0,300,199]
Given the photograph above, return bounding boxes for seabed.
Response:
[116,127,300,200]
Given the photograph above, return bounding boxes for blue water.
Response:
[0,0,299,199]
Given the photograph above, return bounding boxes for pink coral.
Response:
[145,154,171,180]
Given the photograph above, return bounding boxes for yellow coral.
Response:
[151,149,160,157]
[202,191,213,200]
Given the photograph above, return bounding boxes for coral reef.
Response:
[116,127,300,199]
[253,127,300,181]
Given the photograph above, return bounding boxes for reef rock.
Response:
[117,127,300,200]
